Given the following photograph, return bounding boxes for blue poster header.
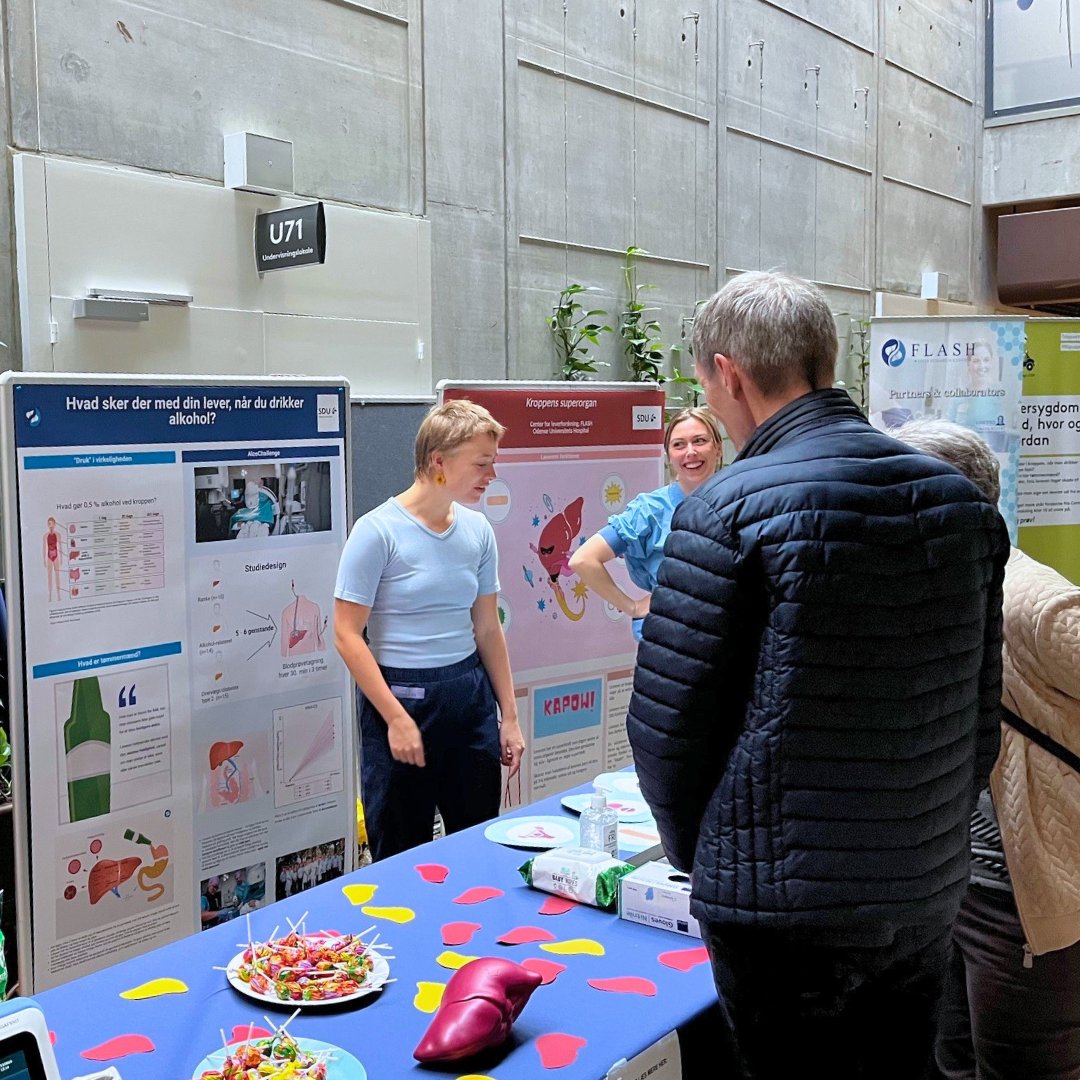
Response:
[13,382,346,448]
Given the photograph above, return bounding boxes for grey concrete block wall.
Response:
[0,0,991,389]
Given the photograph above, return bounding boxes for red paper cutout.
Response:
[80,1034,156,1061]
[229,1025,273,1042]
[453,886,504,905]
[497,925,557,946]
[416,863,450,884]
[48,1031,56,1046]
[521,958,566,985]
[536,1033,587,1069]
[658,945,710,972]
[441,921,482,947]
[587,976,657,997]
[538,896,578,916]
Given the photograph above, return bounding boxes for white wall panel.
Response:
[15,156,431,395]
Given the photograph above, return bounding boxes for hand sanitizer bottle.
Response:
[579,788,618,857]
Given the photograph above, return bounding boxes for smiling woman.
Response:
[568,407,724,641]
[333,399,525,861]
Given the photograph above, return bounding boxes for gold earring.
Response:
[435,473,446,485]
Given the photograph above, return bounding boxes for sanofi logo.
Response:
[881,339,906,368]
[25,407,40,427]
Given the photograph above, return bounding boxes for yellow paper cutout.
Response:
[119,977,189,1000]
[457,1075,497,1080]
[361,904,415,924]
[540,938,606,957]
[414,981,446,1013]
[436,950,478,970]
[341,883,378,906]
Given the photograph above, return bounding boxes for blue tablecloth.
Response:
[35,785,718,1079]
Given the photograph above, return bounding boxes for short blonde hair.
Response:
[415,399,506,479]
[664,406,724,455]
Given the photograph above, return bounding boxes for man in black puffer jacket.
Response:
[627,272,1009,1079]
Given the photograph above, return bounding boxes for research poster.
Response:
[439,382,665,808]
[1017,319,1080,584]
[868,317,1025,538]
[1,375,355,991]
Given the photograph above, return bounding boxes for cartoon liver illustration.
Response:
[530,497,583,581]
[88,857,142,905]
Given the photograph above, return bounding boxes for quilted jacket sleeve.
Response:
[626,495,751,873]
[975,541,1007,794]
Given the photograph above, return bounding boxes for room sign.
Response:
[254,202,326,273]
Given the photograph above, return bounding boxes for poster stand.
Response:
[438,381,665,813]
[0,374,355,992]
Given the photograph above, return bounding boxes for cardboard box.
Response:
[618,859,701,938]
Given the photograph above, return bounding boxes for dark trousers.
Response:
[359,652,501,862]
[702,919,950,1080]
[935,883,1080,1080]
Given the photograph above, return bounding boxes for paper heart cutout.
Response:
[119,977,188,1000]
[341,882,378,905]
[229,1026,273,1042]
[441,921,483,946]
[538,895,578,916]
[413,958,543,1063]
[437,950,479,970]
[453,886,504,905]
[80,1034,156,1061]
[360,904,415,923]
[414,981,446,1013]
[521,958,567,985]
[587,976,657,997]
[536,1033,588,1069]
[658,945,710,972]
[498,925,557,946]
[539,938,605,956]
[416,863,450,884]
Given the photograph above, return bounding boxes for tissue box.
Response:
[618,859,701,938]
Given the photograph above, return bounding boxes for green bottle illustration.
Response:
[64,676,112,822]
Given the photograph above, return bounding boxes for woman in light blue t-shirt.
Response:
[334,400,524,861]
[569,407,723,640]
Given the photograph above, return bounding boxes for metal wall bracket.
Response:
[72,298,149,322]
[72,289,192,322]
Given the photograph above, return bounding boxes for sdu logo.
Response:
[881,339,906,367]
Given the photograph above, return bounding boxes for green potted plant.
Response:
[619,247,667,383]
[548,284,613,381]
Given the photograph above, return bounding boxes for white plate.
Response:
[483,815,579,849]
[560,792,652,823]
[593,771,642,796]
[225,939,390,1008]
[191,1037,366,1079]
[616,821,662,854]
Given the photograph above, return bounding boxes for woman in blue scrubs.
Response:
[569,407,723,640]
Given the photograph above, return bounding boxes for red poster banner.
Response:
[441,386,665,449]
[438,382,666,816]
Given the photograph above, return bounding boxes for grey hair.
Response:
[893,417,1001,503]
[692,271,838,396]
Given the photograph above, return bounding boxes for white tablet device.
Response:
[0,999,62,1080]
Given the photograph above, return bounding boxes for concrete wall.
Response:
[0,0,987,396]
